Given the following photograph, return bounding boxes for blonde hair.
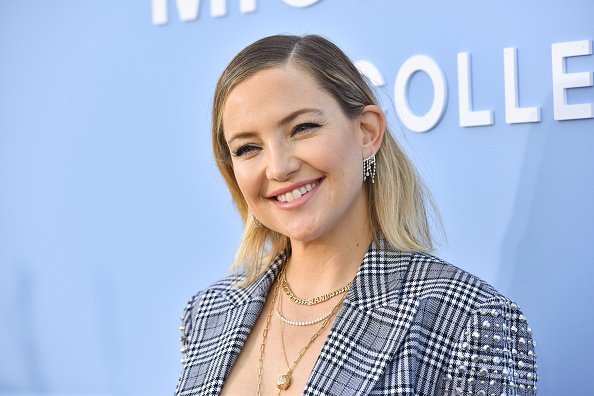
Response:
[212,34,438,286]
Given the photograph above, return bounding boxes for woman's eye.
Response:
[231,144,260,157]
[292,122,321,135]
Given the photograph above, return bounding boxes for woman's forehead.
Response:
[222,65,336,133]
[228,65,317,103]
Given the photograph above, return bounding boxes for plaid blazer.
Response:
[175,239,538,395]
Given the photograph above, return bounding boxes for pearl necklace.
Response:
[274,294,333,326]
[276,289,347,392]
[257,272,348,394]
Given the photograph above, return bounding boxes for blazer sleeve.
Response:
[177,292,202,365]
[441,297,538,395]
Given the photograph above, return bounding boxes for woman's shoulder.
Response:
[373,248,530,330]
[387,251,538,392]
[177,273,247,354]
[182,272,247,312]
[197,272,246,296]
[397,250,508,306]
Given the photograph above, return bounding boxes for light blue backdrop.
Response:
[1,0,593,394]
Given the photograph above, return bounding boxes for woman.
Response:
[175,35,538,395]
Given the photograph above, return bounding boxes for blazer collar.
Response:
[218,238,411,310]
[218,251,287,307]
[305,238,416,395]
[347,237,410,309]
[195,239,415,396]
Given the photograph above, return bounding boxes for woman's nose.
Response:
[265,143,300,182]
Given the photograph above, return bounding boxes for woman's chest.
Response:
[220,295,334,396]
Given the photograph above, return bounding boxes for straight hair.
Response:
[212,34,439,286]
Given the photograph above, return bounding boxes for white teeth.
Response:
[276,180,318,202]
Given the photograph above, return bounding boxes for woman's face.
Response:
[222,64,370,243]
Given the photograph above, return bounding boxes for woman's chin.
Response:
[277,223,324,244]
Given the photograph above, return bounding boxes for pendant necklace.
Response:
[257,267,350,394]
[274,285,348,393]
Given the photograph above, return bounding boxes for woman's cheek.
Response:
[235,167,262,203]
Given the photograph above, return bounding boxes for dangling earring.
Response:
[251,213,261,228]
[363,154,376,184]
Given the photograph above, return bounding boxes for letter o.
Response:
[394,55,447,133]
[282,0,321,7]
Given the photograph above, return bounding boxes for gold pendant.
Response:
[277,374,291,390]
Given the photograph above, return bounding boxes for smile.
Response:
[275,179,321,203]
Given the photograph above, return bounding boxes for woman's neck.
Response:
[285,225,373,300]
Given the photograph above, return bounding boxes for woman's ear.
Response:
[359,105,386,157]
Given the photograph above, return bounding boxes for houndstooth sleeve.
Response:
[441,298,538,395]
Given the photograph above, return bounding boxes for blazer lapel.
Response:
[305,240,417,396]
[180,254,285,395]
[181,242,415,395]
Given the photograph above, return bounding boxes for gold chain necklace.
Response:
[258,268,350,394]
[274,284,348,393]
[257,279,279,396]
[280,267,352,306]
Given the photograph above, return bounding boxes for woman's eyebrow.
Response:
[277,108,325,127]
[226,131,257,145]
[227,108,326,144]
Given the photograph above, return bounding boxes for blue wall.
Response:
[1,1,593,394]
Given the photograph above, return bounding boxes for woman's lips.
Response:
[275,179,321,202]
[269,178,323,209]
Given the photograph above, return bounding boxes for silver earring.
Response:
[363,154,376,184]
[251,213,261,228]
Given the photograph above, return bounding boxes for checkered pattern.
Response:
[175,240,537,395]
